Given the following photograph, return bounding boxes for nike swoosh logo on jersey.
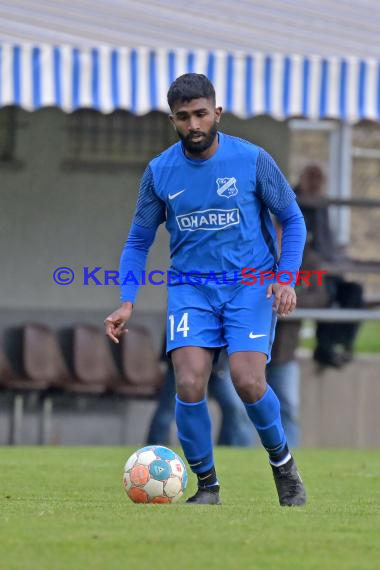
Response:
[249,333,267,339]
[168,189,186,200]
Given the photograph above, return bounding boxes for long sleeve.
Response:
[255,149,296,215]
[256,149,306,286]
[119,165,166,302]
[276,202,307,286]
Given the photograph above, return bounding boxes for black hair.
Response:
[167,73,216,110]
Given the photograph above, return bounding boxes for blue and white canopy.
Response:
[1,43,379,123]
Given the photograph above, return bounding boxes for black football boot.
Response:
[186,485,221,505]
[271,457,306,506]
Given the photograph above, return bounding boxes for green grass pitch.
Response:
[1,448,379,570]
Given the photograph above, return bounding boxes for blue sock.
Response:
[175,395,217,482]
[244,386,290,465]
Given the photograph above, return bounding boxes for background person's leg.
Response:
[146,363,176,445]
[209,352,254,446]
[266,360,300,448]
[336,280,364,358]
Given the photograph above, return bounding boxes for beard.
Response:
[176,121,218,155]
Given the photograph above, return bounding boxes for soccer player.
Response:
[105,74,307,506]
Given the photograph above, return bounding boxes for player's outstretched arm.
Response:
[104,165,165,342]
[104,301,133,344]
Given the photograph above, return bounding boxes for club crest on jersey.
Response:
[216,177,238,198]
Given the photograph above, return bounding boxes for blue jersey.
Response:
[119,132,305,303]
[133,132,295,278]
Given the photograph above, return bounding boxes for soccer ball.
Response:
[123,445,188,503]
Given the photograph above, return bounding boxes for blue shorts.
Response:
[166,280,277,362]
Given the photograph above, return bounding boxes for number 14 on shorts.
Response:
[169,313,189,340]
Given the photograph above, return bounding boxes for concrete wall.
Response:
[0,108,169,314]
[0,108,289,321]
[300,353,380,447]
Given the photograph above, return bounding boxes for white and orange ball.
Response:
[123,446,188,504]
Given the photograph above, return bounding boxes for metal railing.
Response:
[287,308,380,322]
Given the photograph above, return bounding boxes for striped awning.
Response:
[1,43,380,123]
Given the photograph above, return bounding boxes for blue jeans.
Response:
[266,360,300,448]
[147,353,254,447]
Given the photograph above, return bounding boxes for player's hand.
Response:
[266,283,296,316]
[104,302,133,344]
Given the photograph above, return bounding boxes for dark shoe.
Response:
[271,457,306,507]
[313,347,345,369]
[340,349,354,364]
[186,485,221,505]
